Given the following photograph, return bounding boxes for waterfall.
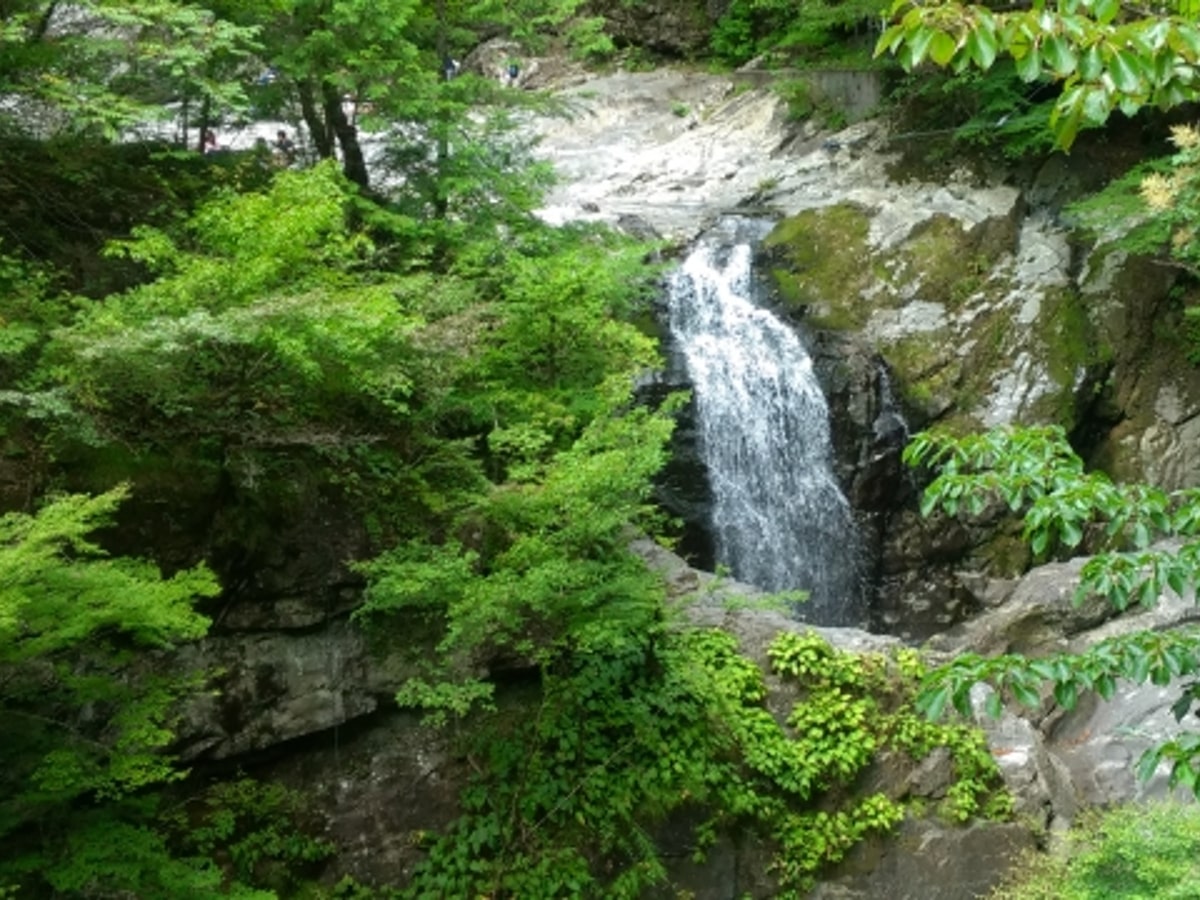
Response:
[665,219,864,625]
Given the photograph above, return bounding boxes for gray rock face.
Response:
[173,621,378,760]
[264,710,463,888]
[172,615,432,760]
[811,820,1037,900]
[928,554,1200,823]
[926,557,1113,658]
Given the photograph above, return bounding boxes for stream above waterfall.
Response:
[664,217,866,626]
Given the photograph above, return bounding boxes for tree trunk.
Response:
[434,0,449,220]
[198,94,211,153]
[298,79,335,160]
[321,81,369,190]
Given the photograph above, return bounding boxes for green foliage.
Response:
[398,628,1005,898]
[876,0,1200,148]
[991,801,1200,900]
[1083,121,1200,338]
[886,65,1059,163]
[355,400,676,715]
[1063,157,1173,251]
[712,0,889,67]
[0,0,259,139]
[166,778,335,894]
[0,488,219,894]
[13,806,274,900]
[905,424,1200,793]
[904,425,1200,603]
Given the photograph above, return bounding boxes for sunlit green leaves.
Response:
[905,425,1200,575]
[877,0,1200,147]
[907,424,1200,791]
[0,487,215,661]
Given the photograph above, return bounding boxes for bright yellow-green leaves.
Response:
[877,0,1200,147]
[0,487,215,662]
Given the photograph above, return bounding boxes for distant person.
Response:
[442,54,460,81]
[506,60,520,87]
[273,129,296,166]
[202,129,220,154]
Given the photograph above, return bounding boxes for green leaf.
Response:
[1136,746,1163,782]
[1060,518,1084,548]
[1109,50,1145,94]
[1081,85,1111,125]
[875,24,908,56]
[1130,649,1152,683]
[1053,679,1078,710]
[966,26,999,69]
[1093,0,1120,25]
[1015,45,1043,81]
[984,691,1003,718]
[920,490,939,517]
[1043,35,1078,76]
[1010,679,1041,708]
[1030,528,1050,556]
[905,27,936,67]
[929,30,959,66]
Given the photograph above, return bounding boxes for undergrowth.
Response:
[401,628,1010,898]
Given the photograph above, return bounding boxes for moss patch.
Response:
[1031,286,1111,429]
[764,203,872,327]
[886,215,996,310]
[884,332,960,419]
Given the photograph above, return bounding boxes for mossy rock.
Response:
[885,215,997,310]
[763,203,872,327]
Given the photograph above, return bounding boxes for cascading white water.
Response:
[666,220,863,625]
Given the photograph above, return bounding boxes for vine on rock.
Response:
[400,628,1008,898]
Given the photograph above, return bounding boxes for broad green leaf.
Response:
[1082,86,1111,125]
[1030,527,1049,556]
[967,27,999,69]
[1080,44,1104,80]
[1136,746,1163,782]
[1053,679,1078,710]
[1060,518,1084,548]
[906,27,936,67]
[985,691,1003,718]
[919,683,953,721]
[1109,50,1145,93]
[1011,679,1041,708]
[929,30,959,66]
[875,24,908,56]
[1130,649,1152,683]
[1171,691,1195,722]
[1169,25,1200,60]
[1015,45,1043,81]
[1145,19,1171,52]
[1093,0,1121,25]
[1044,35,1078,76]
